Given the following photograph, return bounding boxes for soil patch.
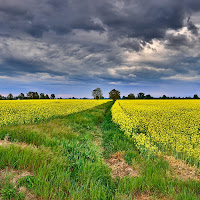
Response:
[11,171,33,185]
[134,193,152,200]
[20,187,39,200]
[106,152,139,178]
[0,139,36,149]
[0,169,39,200]
[0,139,11,147]
[0,168,33,184]
[134,193,172,200]
[164,155,200,180]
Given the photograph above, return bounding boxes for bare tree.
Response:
[92,88,103,100]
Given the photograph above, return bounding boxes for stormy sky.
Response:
[0,0,200,98]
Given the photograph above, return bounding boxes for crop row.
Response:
[0,99,110,126]
[112,100,200,165]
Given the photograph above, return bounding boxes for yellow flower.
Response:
[0,99,110,126]
[111,99,200,162]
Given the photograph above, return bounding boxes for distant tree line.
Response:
[0,92,56,100]
[122,92,153,99]
[92,88,200,101]
[122,93,200,99]
[1,89,200,100]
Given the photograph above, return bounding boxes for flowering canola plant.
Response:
[0,99,110,126]
[111,100,200,162]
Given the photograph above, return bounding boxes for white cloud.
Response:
[162,71,200,82]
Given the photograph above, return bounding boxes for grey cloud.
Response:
[185,0,200,12]
[0,57,70,77]
[0,57,49,75]
[26,24,49,38]
[0,0,200,90]
[165,33,194,49]
[0,0,199,41]
[119,39,142,52]
[97,0,187,42]
[0,34,122,83]
[187,17,199,35]
[0,5,28,16]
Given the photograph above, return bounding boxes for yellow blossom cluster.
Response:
[0,99,110,126]
[112,100,200,160]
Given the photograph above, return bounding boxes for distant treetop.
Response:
[92,88,103,100]
[109,89,120,101]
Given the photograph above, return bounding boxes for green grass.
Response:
[0,102,114,199]
[0,101,200,199]
[100,104,200,199]
[0,169,26,200]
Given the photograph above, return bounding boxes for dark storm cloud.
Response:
[0,57,70,77]
[187,17,199,35]
[0,0,200,96]
[98,0,185,41]
[119,40,142,52]
[26,24,49,38]
[1,58,43,73]
[165,33,194,49]
[0,0,199,40]
[0,4,29,17]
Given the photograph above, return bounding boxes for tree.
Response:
[193,94,199,99]
[27,92,33,99]
[137,92,145,99]
[0,94,3,100]
[7,93,13,100]
[161,95,167,99]
[145,94,153,99]
[51,94,55,99]
[109,89,120,101]
[45,94,50,99]
[127,93,135,99]
[40,93,45,99]
[92,88,103,100]
[18,93,25,100]
[27,92,39,99]
[34,92,39,99]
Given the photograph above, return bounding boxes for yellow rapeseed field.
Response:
[112,100,200,162]
[0,99,110,126]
